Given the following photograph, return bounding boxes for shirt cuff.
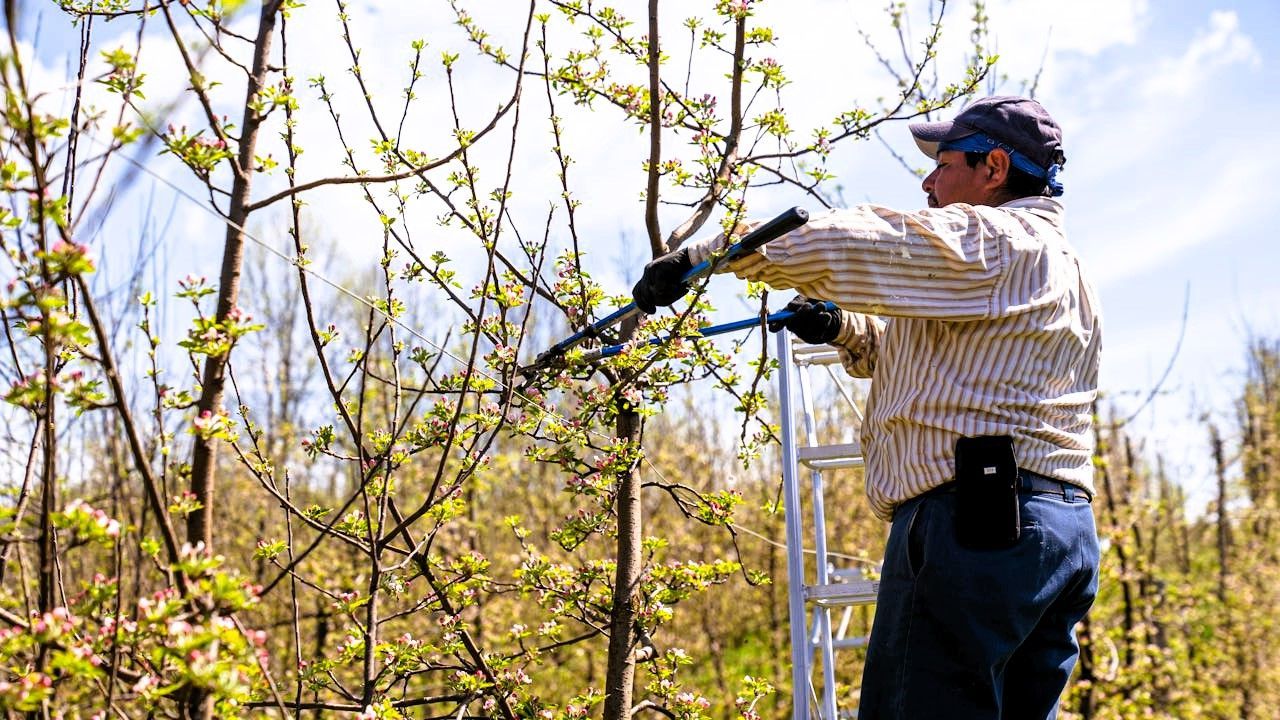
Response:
[685,232,727,267]
[832,311,884,379]
[833,310,862,346]
[685,220,767,268]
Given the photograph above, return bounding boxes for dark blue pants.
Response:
[858,486,1099,719]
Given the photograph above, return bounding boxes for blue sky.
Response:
[15,0,1279,510]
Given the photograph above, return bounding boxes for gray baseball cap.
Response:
[909,96,1065,171]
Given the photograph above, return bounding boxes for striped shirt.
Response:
[687,197,1101,520]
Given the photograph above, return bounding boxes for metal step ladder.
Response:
[778,332,880,720]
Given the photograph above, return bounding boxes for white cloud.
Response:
[952,0,1150,100]
[1085,154,1268,288]
[991,0,1150,59]
[1142,11,1260,99]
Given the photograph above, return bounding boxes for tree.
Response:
[0,1,992,717]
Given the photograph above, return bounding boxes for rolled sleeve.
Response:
[834,311,885,378]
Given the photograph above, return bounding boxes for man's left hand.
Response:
[769,295,842,345]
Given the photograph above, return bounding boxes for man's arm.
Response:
[687,204,1048,322]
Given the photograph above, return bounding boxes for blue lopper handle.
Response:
[582,301,837,362]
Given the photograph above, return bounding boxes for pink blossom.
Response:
[131,674,156,694]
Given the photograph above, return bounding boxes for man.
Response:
[632,96,1101,719]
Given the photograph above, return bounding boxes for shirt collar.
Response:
[1000,196,1064,226]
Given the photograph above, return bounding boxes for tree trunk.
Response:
[1212,424,1229,603]
[604,395,643,719]
[605,2,661,715]
[187,0,282,549]
[183,5,282,718]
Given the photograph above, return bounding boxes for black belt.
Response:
[1018,470,1091,502]
[924,469,1092,503]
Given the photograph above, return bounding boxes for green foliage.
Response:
[0,1,1074,718]
[160,125,233,179]
[99,46,146,98]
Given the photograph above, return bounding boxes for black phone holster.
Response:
[953,435,1020,550]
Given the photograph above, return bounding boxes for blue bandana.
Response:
[938,133,1064,197]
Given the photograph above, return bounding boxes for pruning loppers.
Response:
[519,206,810,376]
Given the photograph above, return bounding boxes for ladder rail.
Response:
[797,347,839,720]
[780,332,875,720]
[779,331,817,720]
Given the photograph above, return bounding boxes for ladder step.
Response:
[808,635,869,651]
[805,579,880,606]
[798,443,864,469]
[792,344,845,366]
[831,636,870,650]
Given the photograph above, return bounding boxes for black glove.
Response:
[632,248,693,314]
[768,295,842,345]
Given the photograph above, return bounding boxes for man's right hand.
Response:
[768,295,842,345]
[632,248,693,314]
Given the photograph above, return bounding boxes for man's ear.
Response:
[984,149,1011,191]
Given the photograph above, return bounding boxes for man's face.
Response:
[922,149,998,208]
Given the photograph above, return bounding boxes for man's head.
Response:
[909,96,1066,208]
